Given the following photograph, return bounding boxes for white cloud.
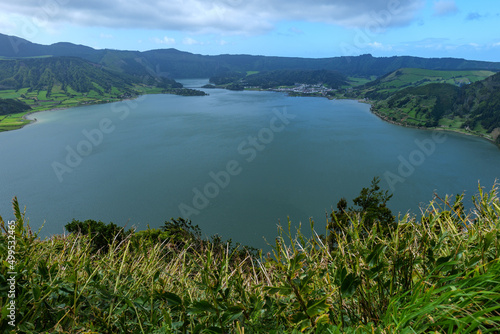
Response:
[183,37,201,45]
[0,0,425,35]
[411,37,448,50]
[433,0,458,16]
[153,36,176,44]
[406,38,499,54]
[99,33,113,39]
[367,41,392,50]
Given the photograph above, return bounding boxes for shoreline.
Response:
[21,107,69,126]
[3,87,207,133]
[222,87,500,148]
[5,95,144,132]
[368,103,500,148]
[5,88,500,149]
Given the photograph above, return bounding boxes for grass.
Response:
[373,68,496,90]
[347,76,377,87]
[1,183,499,333]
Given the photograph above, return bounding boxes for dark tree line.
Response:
[0,98,31,115]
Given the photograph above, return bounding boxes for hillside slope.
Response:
[0,57,184,131]
[366,72,500,144]
[456,71,500,133]
[0,57,138,93]
[361,68,495,99]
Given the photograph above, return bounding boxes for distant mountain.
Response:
[0,57,178,94]
[0,33,103,61]
[1,33,500,79]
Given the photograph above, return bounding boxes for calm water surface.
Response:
[1,79,499,249]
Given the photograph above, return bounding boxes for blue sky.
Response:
[0,0,499,61]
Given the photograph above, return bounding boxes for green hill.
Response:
[367,72,500,144]
[361,68,495,99]
[0,57,184,131]
[209,69,347,90]
[456,71,500,134]
[0,57,137,93]
[243,69,347,89]
[372,83,460,126]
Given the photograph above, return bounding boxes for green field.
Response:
[370,68,495,91]
[347,76,378,87]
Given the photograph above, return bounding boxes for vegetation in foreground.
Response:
[1,180,500,333]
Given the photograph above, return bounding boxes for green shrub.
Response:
[65,219,131,252]
[1,182,499,333]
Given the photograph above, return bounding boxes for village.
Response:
[269,83,337,96]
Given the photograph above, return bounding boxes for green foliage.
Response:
[0,56,190,131]
[362,68,493,93]
[240,69,347,89]
[328,177,395,248]
[0,98,30,116]
[161,217,201,248]
[0,57,127,93]
[458,71,500,132]
[388,83,460,125]
[1,183,500,333]
[358,70,500,139]
[65,219,131,252]
[209,70,246,85]
[225,83,245,91]
[165,88,208,96]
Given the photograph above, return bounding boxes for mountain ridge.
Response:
[1,33,500,79]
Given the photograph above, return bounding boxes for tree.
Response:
[161,217,202,249]
[327,177,395,249]
[65,219,131,252]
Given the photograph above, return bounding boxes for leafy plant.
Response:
[1,182,499,333]
[327,177,395,249]
[65,219,131,252]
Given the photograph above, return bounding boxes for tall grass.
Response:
[1,183,499,333]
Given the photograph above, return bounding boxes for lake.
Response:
[1,79,499,249]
